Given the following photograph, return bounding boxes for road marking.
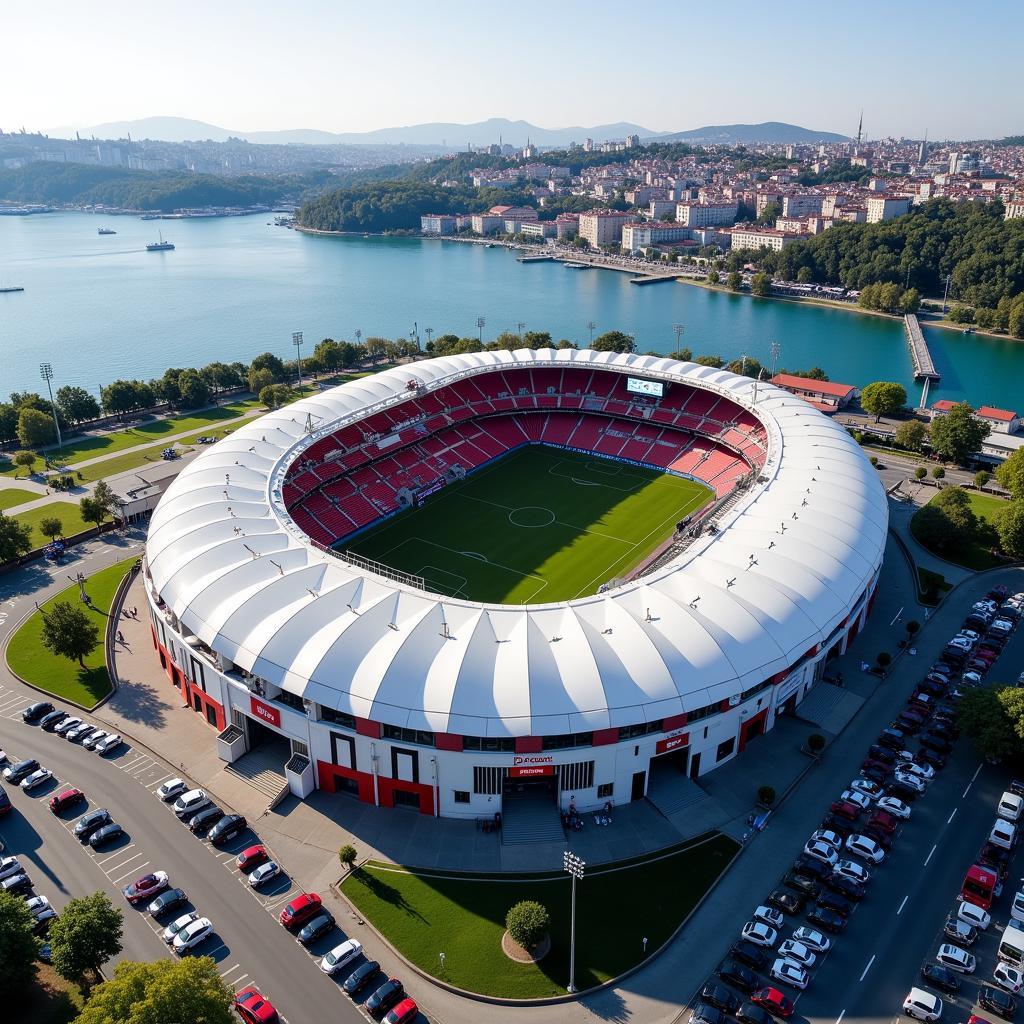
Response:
[973,764,983,781]
[110,861,149,884]
[924,844,938,866]
[220,963,243,979]
[103,851,145,874]
[97,844,136,866]
[898,895,910,915]
[963,783,973,798]
[130,763,157,777]
[146,775,173,790]
[835,1011,846,1024]
[948,809,958,825]
[859,954,876,982]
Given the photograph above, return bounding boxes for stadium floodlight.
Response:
[40,362,63,451]
[563,851,585,992]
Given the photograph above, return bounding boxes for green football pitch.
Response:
[344,446,713,604]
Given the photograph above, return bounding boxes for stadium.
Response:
[142,348,888,824]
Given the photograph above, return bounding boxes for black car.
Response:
[148,888,188,917]
[40,710,68,731]
[816,890,853,917]
[915,748,947,770]
[0,785,9,814]
[74,808,112,842]
[885,781,920,803]
[792,855,831,882]
[22,702,54,723]
[297,911,336,945]
[365,978,404,1018]
[917,679,946,697]
[921,732,954,754]
[343,959,381,996]
[979,986,1018,1020]
[819,815,855,839]
[867,745,897,764]
[737,1002,775,1024]
[692,1003,727,1024]
[717,960,764,994]
[929,720,959,740]
[806,904,846,934]
[188,805,223,835]
[766,889,806,914]
[729,940,769,970]
[783,872,821,899]
[3,758,40,785]
[860,826,893,852]
[701,983,741,1015]
[860,763,889,784]
[208,814,246,846]
[2,873,34,896]
[88,822,124,848]
[824,874,866,901]
[877,728,908,751]
[920,963,960,994]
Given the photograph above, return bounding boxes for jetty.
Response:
[517,253,555,263]
[904,314,940,381]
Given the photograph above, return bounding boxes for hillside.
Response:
[656,121,849,144]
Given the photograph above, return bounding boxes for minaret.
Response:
[856,110,863,145]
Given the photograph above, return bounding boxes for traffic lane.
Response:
[797,756,1006,1023]
[0,715,366,1024]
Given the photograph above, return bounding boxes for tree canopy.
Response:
[929,402,990,463]
[40,600,100,667]
[0,892,38,1000]
[591,330,636,353]
[958,686,1024,762]
[0,511,33,562]
[860,381,907,421]
[17,407,56,449]
[912,488,978,552]
[48,891,123,981]
[996,448,1024,500]
[994,501,1024,559]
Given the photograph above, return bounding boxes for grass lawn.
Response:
[0,487,40,511]
[5,556,137,707]
[342,833,738,998]
[348,447,713,603]
[20,963,86,1024]
[910,489,1010,571]
[14,501,95,548]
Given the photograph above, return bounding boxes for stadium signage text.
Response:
[512,755,554,766]
[250,696,281,729]
[655,732,690,755]
[510,765,555,778]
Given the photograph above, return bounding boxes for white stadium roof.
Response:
[146,349,888,737]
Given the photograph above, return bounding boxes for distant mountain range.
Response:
[67,115,849,148]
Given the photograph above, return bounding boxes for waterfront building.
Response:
[516,220,556,239]
[730,226,809,251]
[554,213,581,239]
[578,210,631,247]
[675,201,738,227]
[420,214,458,236]
[770,374,859,413]
[620,222,692,250]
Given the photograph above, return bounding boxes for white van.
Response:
[1012,891,1024,924]
[903,988,943,1021]
[1000,923,1024,967]
[991,819,1018,850]
[999,792,1024,823]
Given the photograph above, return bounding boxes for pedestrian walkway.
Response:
[794,680,865,734]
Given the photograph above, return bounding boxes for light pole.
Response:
[769,340,781,378]
[586,321,597,345]
[563,850,585,993]
[410,321,420,353]
[425,327,433,350]
[517,321,526,341]
[292,332,304,386]
[355,328,362,348]
[39,362,63,452]
[476,315,486,343]
[672,323,685,360]
[942,274,951,314]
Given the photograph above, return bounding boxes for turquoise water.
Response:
[1,211,1021,408]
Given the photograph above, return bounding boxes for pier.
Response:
[904,314,940,381]
[517,253,555,263]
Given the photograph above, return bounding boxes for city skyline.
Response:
[3,0,1020,142]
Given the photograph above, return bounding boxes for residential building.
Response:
[578,210,631,247]
[675,201,738,227]
[730,226,809,252]
[866,195,912,223]
[770,374,858,413]
[621,222,692,250]
[1006,199,1024,220]
[470,213,505,235]
[781,193,824,218]
[518,220,556,239]
[420,213,458,236]
[649,199,677,219]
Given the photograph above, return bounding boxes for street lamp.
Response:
[40,362,63,452]
[355,328,362,347]
[672,323,685,360]
[476,316,486,343]
[563,850,585,993]
[517,321,526,341]
[586,320,597,345]
[425,327,433,350]
[292,331,304,386]
[769,340,781,378]
[410,321,420,353]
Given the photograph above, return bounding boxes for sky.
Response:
[2,0,1019,141]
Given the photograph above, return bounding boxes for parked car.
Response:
[123,872,169,904]
[248,862,280,888]
[959,900,992,931]
[944,915,978,947]
[877,727,909,751]
[48,788,85,814]
[88,822,124,848]
[162,911,199,944]
[730,940,770,970]
[297,911,336,945]
[280,893,322,931]
[750,987,794,1019]
[737,1004,776,1024]
[783,872,821,899]
[173,789,211,819]
[994,963,1024,995]
[792,855,832,882]
[839,789,872,811]
[766,889,806,915]
[233,985,279,1024]
[344,960,381,997]
[777,940,816,968]
[173,916,214,954]
[0,855,24,881]
[806,905,846,934]
[148,887,188,917]
[366,978,405,1018]
[921,963,960,995]
[22,702,54,723]
[700,983,741,1015]
[2,873,34,896]
[3,758,39,784]
[208,814,246,846]
[65,721,94,742]
[818,815,856,839]
[188,806,223,835]
[846,834,886,864]
[791,927,830,953]
[753,905,785,930]
[979,986,1018,1020]
[936,943,976,973]
[769,959,808,990]
[74,808,112,841]
[96,733,122,755]
[81,729,107,750]
[829,800,862,822]
[825,874,867,902]
[237,845,270,872]
[850,778,884,800]
[875,797,911,820]
[717,960,764,993]
[833,859,871,885]
[383,998,418,1024]
[903,987,943,1021]
[810,828,844,850]
[320,938,363,975]
[0,785,9,816]
[802,839,839,867]
[156,778,187,802]
[53,716,82,736]
[816,890,854,917]
[21,767,54,791]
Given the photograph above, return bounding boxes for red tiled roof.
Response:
[771,374,856,399]
[932,400,957,411]
[977,406,1017,421]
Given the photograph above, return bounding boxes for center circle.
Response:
[509,506,556,528]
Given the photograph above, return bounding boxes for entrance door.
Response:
[631,771,647,801]
[689,752,701,779]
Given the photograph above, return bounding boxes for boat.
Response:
[140,214,159,220]
[98,227,116,235]
[484,242,497,248]
[563,262,591,270]
[146,231,175,252]
[0,285,25,293]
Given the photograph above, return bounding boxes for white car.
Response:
[770,958,809,990]
[157,778,187,802]
[833,859,871,885]
[810,829,844,850]
[741,921,778,948]
[963,671,984,686]
[53,716,82,735]
[66,721,94,742]
[21,767,53,790]
[248,861,280,888]
[936,943,976,973]
[791,926,830,953]
[957,900,991,930]
[840,789,872,811]
[778,939,816,968]
[803,839,839,867]
[172,916,213,954]
[96,734,122,754]
[319,938,363,975]
[24,894,51,916]
[877,796,912,819]
[0,749,7,765]
[904,987,943,1021]
[958,629,982,642]
[894,772,927,794]
[162,911,199,944]
[81,729,107,749]
[994,962,1024,994]
[896,761,935,782]
[850,779,884,800]
[173,789,210,818]
[0,856,23,881]
[846,834,886,864]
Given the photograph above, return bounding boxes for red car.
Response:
[234,985,279,1024]
[829,800,861,822]
[279,892,322,930]
[860,758,891,778]
[49,788,85,814]
[123,871,169,904]
[383,998,418,1024]
[236,845,269,873]
[866,810,898,835]
[751,987,794,1020]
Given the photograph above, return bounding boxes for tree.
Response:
[505,901,550,949]
[958,687,1023,762]
[0,512,33,562]
[914,467,927,480]
[912,488,978,552]
[259,384,295,410]
[860,381,907,422]
[725,357,764,379]
[248,367,276,394]
[975,469,992,489]
[750,272,771,297]
[906,620,921,639]
[17,407,56,449]
[900,288,921,313]
[77,958,235,1024]
[876,652,891,671]
[757,785,776,806]
[796,266,813,284]
[0,892,38,1000]
[929,402,990,464]
[807,733,826,754]
[695,354,725,368]
[726,271,743,291]
[994,501,1024,559]
[80,495,108,529]
[338,844,357,872]
[996,448,1024,499]
[177,370,212,410]
[49,891,123,981]
[932,466,945,480]
[591,330,635,354]
[12,450,37,476]
[39,516,63,541]
[895,419,927,452]
[249,352,286,380]
[56,385,100,425]
[707,269,720,285]
[0,403,17,444]
[40,600,100,667]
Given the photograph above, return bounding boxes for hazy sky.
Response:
[3,0,1018,140]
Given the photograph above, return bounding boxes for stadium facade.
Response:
[143,349,888,819]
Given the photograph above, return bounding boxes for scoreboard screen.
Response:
[626,376,664,398]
